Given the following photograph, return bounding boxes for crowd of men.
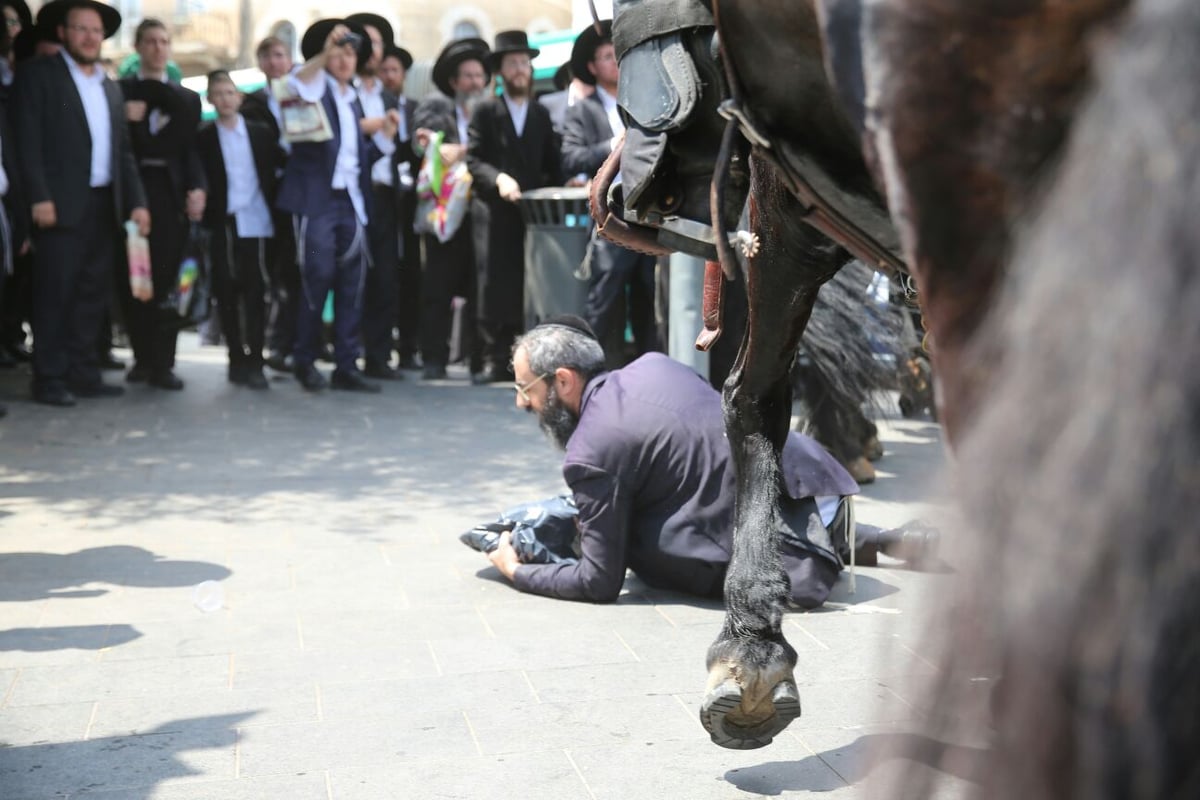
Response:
[0,0,660,417]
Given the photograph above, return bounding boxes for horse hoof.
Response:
[700,678,802,750]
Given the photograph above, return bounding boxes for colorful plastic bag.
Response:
[414,131,473,243]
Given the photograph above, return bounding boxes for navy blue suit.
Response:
[512,353,860,606]
[276,79,381,375]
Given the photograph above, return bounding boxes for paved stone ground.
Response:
[0,336,961,799]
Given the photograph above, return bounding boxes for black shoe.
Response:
[99,352,126,371]
[471,367,512,385]
[245,369,270,390]
[126,364,150,383]
[331,368,381,393]
[148,370,184,391]
[228,364,249,385]
[0,348,15,369]
[265,351,293,373]
[317,345,335,364]
[363,361,404,380]
[397,353,422,370]
[421,364,448,380]
[71,380,125,398]
[33,385,76,407]
[295,364,328,392]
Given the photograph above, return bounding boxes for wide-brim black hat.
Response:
[432,37,490,97]
[300,18,373,65]
[487,29,539,70]
[344,13,392,49]
[2,0,32,31]
[37,0,121,39]
[11,21,55,62]
[382,43,412,71]
[570,20,612,86]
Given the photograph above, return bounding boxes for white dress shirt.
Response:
[216,114,274,238]
[504,95,529,137]
[456,105,469,146]
[0,136,8,198]
[290,72,370,225]
[357,78,399,187]
[61,49,112,188]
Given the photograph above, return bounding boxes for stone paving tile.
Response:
[466,694,700,756]
[318,671,536,722]
[90,686,319,737]
[88,615,301,662]
[5,655,232,707]
[475,595,673,640]
[0,624,115,669]
[429,631,639,676]
[329,751,589,800]
[0,720,241,797]
[0,700,93,746]
[76,771,330,799]
[298,606,490,651]
[236,714,478,777]
[230,645,440,691]
[569,735,848,799]
[524,658,700,705]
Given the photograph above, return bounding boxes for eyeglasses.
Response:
[513,372,549,403]
[3,18,21,29]
[67,24,105,36]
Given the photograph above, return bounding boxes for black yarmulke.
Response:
[535,314,597,340]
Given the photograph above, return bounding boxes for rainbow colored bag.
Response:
[414,131,473,243]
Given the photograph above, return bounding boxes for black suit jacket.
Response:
[466,96,563,205]
[195,116,283,229]
[118,76,206,210]
[240,87,281,142]
[13,52,145,229]
[561,92,615,178]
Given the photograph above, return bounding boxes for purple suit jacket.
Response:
[513,353,859,602]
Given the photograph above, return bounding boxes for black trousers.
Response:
[265,208,299,357]
[584,235,660,369]
[396,194,421,361]
[363,183,399,367]
[420,224,480,371]
[1,248,32,348]
[211,219,270,371]
[122,169,184,373]
[31,188,118,392]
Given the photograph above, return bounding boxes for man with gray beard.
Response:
[468,316,935,607]
[411,37,490,381]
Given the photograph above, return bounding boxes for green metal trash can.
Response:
[519,187,591,330]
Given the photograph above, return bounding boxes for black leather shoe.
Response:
[397,353,422,370]
[71,381,125,398]
[33,385,76,407]
[471,367,512,386]
[99,352,126,371]
[126,364,150,383]
[331,369,381,393]
[295,364,328,392]
[228,364,249,385]
[245,369,270,390]
[265,351,293,373]
[0,348,15,369]
[363,362,403,380]
[149,370,184,391]
[421,364,448,380]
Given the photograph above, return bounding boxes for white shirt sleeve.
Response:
[289,71,328,103]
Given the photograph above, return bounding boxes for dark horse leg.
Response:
[701,157,850,749]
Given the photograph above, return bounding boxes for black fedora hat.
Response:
[432,37,490,97]
[300,18,372,65]
[382,43,412,71]
[570,20,612,86]
[344,13,392,48]
[487,29,538,70]
[37,0,121,39]
[2,0,32,31]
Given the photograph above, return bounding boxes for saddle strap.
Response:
[694,259,725,351]
[612,0,715,59]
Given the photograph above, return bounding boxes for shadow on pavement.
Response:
[0,624,141,651]
[0,546,231,602]
[724,732,988,795]
[0,712,256,797]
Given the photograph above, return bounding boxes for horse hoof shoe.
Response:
[700,679,801,750]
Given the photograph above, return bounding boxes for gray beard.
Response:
[456,89,486,115]
[537,386,579,451]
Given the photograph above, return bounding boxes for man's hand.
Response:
[130,207,151,237]
[383,108,400,139]
[439,142,465,166]
[185,189,206,222]
[496,172,522,203]
[125,100,147,123]
[487,531,521,581]
[414,127,434,151]
[324,24,352,57]
[31,201,56,229]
